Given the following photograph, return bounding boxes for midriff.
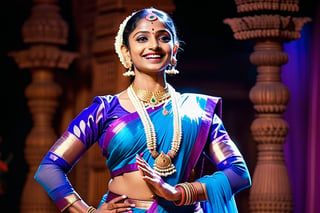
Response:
[108,171,155,200]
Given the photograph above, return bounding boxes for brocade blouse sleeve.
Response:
[67,96,109,148]
[34,96,111,212]
[207,114,242,167]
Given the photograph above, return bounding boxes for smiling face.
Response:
[121,16,174,74]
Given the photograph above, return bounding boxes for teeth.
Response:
[146,54,160,59]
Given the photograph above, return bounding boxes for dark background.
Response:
[0,0,317,212]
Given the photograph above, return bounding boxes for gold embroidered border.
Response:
[50,131,87,166]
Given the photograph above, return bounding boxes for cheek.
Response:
[128,49,141,62]
[166,43,174,55]
[130,44,144,56]
[166,47,174,59]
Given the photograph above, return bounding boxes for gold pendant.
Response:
[154,152,176,177]
[150,94,158,106]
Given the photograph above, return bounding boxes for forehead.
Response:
[131,18,170,35]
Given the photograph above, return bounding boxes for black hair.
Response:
[122,8,179,49]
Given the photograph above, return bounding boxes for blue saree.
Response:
[40,91,240,212]
[89,93,237,212]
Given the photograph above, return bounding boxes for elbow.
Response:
[243,171,252,189]
[237,166,252,191]
[34,166,45,186]
[233,173,251,194]
[223,163,252,194]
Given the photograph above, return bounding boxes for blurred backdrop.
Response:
[0,0,318,212]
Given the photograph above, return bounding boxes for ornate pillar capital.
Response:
[22,3,68,45]
[10,45,77,70]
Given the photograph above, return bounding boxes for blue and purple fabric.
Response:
[35,92,251,212]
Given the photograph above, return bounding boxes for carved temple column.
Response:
[9,0,77,212]
[224,1,311,212]
[87,0,176,206]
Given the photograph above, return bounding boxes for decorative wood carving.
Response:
[9,0,77,212]
[224,1,311,212]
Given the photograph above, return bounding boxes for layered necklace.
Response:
[131,83,171,107]
[127,83,182,177]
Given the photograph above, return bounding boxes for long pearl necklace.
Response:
[127,84,182,177]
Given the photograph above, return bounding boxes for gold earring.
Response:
[165,58,179,75]
[123,61,135,76]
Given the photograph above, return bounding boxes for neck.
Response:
[133,71,167,91]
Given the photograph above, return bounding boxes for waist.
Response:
[108,171,156,200]
[105,191,204,212]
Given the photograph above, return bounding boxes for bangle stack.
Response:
[174,181,207,206]
[174,182,196,206]
[86,206,96,213]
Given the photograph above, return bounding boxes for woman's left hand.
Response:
[136,154,181,202]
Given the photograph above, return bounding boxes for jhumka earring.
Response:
[123,61,135,76]
[165,57,179,75]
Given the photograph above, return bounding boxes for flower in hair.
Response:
[114,12,137,68]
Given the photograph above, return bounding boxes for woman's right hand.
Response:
[95,195,135,213]
[136,154,181,202]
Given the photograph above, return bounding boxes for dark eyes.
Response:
[136,36,148,42]
[160,35,171,42]
[136,34,171,43]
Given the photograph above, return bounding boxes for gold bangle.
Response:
[86,206,96,213]
[58,193,81,212]
[174,185,186,206]
[175,182,197,205]
[189,181,208,201]
[200,182,208,201]
[185,182,196,205]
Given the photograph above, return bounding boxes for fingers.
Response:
[110,194,128,203]
[99,195,135,212]
[136,154,150,168]
[110,205,134,213]
[100,204,134,213]
[136,154,162,182]
[136,155,153,176]
[137,163,153,177]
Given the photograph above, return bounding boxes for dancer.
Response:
[35,7,251,213]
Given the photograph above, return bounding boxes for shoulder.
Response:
[92,95,118,105]
[83,95,119,118]
[90,95,120,110]
[180,92,221,105]
[179,92,222,117]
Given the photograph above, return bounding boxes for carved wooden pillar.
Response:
[87,0,176,206]
[224,1,311,212]
[9,0,77,212]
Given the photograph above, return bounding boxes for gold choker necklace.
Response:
[131,83,171,107]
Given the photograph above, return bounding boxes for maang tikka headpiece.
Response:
[145,12,158,22]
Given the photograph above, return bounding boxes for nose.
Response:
[149,37,160,50]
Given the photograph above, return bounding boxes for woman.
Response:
[34,7,251,213]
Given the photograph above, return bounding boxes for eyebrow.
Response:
[132,29,171,38]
